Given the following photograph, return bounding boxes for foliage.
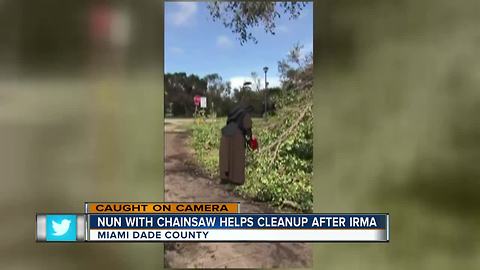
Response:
[165,72,233,117]
[240,89,313,212]
[191,89,313,212]
[190,119,222,178]
[278,43,313,90]
[165,72,270,117]
[207,1,307,44]
[191,119,222,178]
[164,72,208,116]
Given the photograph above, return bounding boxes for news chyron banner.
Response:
[87,214,389,242]
[36,202,389,242]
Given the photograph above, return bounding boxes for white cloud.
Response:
[170,46,184,54]
[170,2,197,26]
[229,76,281,90]
[229,76,250,89]
[276,25,289,33]
[216,35,233,48]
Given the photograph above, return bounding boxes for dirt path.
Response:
[164,119,312,268]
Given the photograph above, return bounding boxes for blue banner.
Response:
[89,214,387,229]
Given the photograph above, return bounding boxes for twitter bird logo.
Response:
[52,219,71,236]
[46,215,77,241]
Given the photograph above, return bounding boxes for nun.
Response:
[219,103,256,185]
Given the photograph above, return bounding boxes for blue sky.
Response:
[165,2,313,89]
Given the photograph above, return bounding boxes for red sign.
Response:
[194,95,201,106]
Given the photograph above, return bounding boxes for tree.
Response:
[207,1,307,44]
[164,73,207,116]
[278,43,313,90]
[204,73,233,116]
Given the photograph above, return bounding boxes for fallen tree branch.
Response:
[281,200,302,211]
[259,104,311,163]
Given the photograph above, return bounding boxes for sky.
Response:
[165,1,313,89]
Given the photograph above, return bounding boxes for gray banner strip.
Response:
[77,215,86,241]
[36,215,46,242]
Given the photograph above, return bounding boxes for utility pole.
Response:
[263,66,269,119]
